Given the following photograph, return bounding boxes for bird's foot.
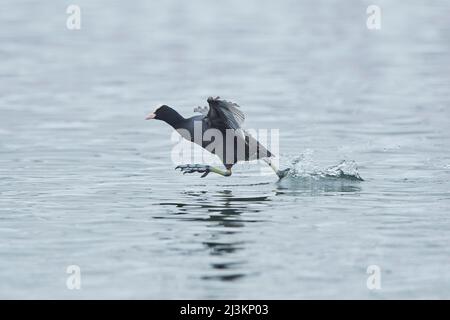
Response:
[175,164,211,178]
[276,168,291,179]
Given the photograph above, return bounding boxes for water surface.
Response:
[0,0,449,298]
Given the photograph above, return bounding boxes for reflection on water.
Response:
[156,189,271,282]
[276,178,363,196]
[158,189,270,218]
[155,182,362,283]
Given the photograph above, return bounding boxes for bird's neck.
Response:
[163,108,185,129]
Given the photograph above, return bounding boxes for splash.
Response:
[276,153,363,193]
[280,152,363,182]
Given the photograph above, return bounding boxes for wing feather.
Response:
[206,96,245,129]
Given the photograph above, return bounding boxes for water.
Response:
[0,0,449,299]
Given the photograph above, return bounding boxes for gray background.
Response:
[0,0,449,298]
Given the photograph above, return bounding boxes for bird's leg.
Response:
[175,164,232,178]
[210,166,232,177]
[263,158,290,179]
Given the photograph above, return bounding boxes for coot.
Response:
[146,96,288,178]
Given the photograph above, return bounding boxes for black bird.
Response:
[146,96,288,178]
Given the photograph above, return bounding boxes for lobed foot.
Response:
[175,164,211,178]
[276,168,291,180]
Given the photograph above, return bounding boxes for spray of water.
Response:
[280,152,363,182]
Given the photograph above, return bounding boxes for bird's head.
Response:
[145,104,184,128]
[145,104,172,121]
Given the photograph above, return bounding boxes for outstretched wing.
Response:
[206,96,245,130]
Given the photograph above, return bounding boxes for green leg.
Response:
[263,158,290,179]
[175,164,232,178]
[209,166,232,177]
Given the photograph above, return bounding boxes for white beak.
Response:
[145,113,156,120]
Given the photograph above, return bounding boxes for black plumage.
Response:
[147,96,272,170]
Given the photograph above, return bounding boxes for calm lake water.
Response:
[0,0,449,299]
